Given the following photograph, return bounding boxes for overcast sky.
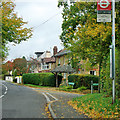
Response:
[6,0,64,61]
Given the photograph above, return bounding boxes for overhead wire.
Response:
[33,10,62,30]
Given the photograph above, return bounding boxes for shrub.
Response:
[77,86,87,91]
[66,85,73,89]
[68,74,99,89]
[22,73,62,87]
[13,78,17,83]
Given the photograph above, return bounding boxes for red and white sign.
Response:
[97,0,111,10]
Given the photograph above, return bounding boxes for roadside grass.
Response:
[68,93,120,118]
[58,85,98,94]
[24,84,53,88]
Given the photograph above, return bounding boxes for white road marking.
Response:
[46,92,58,101]
[0,83,8,99]
[42,92,57,118]
[42,93,50,103]
[0,95,4,99]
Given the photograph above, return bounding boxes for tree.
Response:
[58,1,120,93]
[2,60,14,74]
[1,1,33,60]
[13,58,27,75]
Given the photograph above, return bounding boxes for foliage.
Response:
[22,73,62,87]
[77,86,87,91]
[100,48,120,98]
[58,1,119,63]
[2,61,13,74]
[13,78,17,83]
[1,1,33,59]
[68,74,99,89]
[13,58,27,75]
[68,93,119,118]
[58,1,120,94]
[59,85,73,92]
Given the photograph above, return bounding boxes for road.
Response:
[0,80,87,119]
[1,80,48,118]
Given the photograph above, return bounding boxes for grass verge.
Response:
[24,84,53,88]
[68,93,120,118]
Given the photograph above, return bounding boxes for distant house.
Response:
[78,59,99,76]
[41,57,55,72]
[32,49,56,73]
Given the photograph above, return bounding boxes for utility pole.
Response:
[112,0,115,104]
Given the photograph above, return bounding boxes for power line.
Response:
[33,10,62,30]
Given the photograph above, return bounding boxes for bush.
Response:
[68,74,99,89]
[66,85,73,89]
[77,86,87,91]
[13,78,17,83]
[101,48,120,98]
[22,73,62,87]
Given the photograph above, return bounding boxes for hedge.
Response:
[68,74,99,89]
[22,73,62,87]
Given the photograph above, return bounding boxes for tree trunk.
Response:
[56,72,58,87]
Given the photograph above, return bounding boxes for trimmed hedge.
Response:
[22,73,62,87]
[68,74,99,89]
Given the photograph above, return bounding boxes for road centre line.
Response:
[46,92,58,101]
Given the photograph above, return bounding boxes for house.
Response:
[78,59,99,76]
[32,48,56,73]
[51,49,75,86]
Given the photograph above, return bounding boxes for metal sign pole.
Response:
[112,0,115,103]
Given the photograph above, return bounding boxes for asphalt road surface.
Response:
[1,80,88,119]
[1,80,48,118]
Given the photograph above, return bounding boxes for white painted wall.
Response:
[5,76,13,82]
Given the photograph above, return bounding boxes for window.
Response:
[49,63,51,69]
[90,71,96,75]
[58,58,60,64]
[64,73,66,79]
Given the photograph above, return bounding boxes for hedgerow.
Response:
[22,73,62,87]
[68,74,99,89]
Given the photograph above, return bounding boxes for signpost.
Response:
[97,0,115,103]
[111,0,115,103]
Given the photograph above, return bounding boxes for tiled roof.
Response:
[51,65,75,73]
[43,57,55,63]
[54,49,71,57]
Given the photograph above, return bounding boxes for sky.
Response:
[6,0,64,61]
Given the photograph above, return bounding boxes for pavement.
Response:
[33,87,89,119]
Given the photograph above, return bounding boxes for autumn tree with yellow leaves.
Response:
[1,1,33,60]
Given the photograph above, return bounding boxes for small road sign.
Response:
[97,0,111,10]
[97,0,111,22]
[97,14,111,22]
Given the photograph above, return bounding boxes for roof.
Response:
[51,65,75,73]
[35,52,44,55]
[42,57,55,63]
[35,52,44,58]
[54,49,71,57]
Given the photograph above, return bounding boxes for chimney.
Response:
[53,46,58,55]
